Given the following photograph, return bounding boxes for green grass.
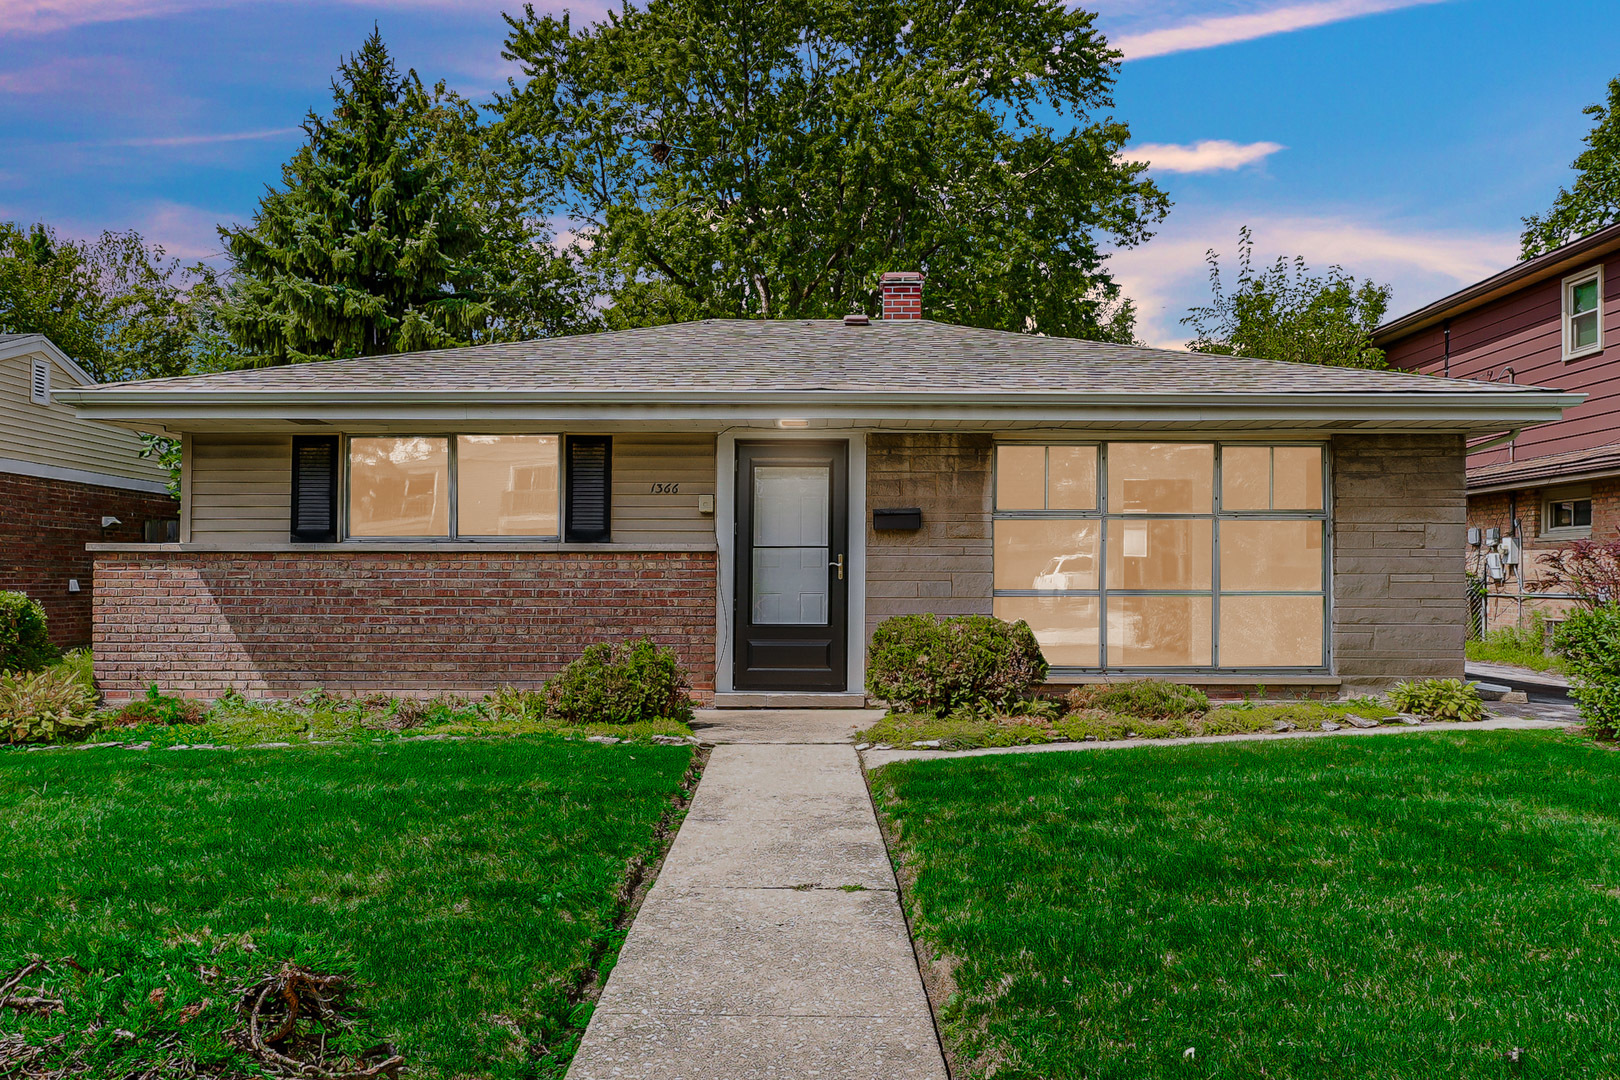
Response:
[871,730,1620,1079]
[859,699,1401,750]
[0,736,693,1078]
[1467,616,1566,674]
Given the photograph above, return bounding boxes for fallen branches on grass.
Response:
[234,963,404,1080]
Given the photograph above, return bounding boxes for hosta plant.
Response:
[0,665,100,743]
[1387,678,1485,723]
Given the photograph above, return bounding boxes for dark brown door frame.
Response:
[733,440,849,691]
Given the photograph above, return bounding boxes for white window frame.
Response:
[1563,265,1604,361]
[29,357,50,405]
[1541,484,1593,541]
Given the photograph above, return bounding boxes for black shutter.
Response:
[565,436,612,543]
[290,436,339,542]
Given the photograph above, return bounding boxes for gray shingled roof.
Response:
[73,319,1546,398]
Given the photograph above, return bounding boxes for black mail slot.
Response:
[873,507,923,531]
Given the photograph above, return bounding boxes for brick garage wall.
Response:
[1331,433,1468,692]
[93,550,717,701]
[865,433,993,639]
[0,471,177,647]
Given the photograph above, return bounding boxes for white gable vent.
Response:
[29,357,50,405]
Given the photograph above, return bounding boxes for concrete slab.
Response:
[683,744,873,821]
[690,708,882,744]
[597,888,929,1017]
[568,724,946,1079]
[654,816,896,890]
[568,1013,947,1080]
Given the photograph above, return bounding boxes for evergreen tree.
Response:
[222,30,585,364]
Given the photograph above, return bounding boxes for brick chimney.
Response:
[880,271,924,320]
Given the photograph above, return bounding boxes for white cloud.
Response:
[1113,0,1451,61]
[1108,211,1516,349]
[0,0,517,36]
[1130,139,1285,174]
[136,199,237,260]
[110,127,301,148]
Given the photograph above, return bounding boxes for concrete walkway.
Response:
[566,710,945,1080]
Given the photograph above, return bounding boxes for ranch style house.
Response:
[59,276,1577,704]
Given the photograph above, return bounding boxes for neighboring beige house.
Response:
[0,333,178,646]
[59,278,1576,702]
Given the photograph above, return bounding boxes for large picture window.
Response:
[991,442,1328,672]
[347,435,561,539]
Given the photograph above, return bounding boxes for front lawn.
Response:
[0,737,693,1078]
[871,730,1620,1079]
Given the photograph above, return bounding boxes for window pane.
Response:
[1573,310,1599,350]
[1220,520,1323,591]
[1048,446,1098,510]
[1572,278,1599,314]
[996,445,1046,510]
[1576,500,1593,527]
[994,520,1100,590]
[754,466,829,546]
[1108,443,1213,514]
[1106,519,1212,590]
[752,548,828,624]
[348,437,449,537]
[1107,595,1212,667]
[456,435,559,536]
[1221,446,1270,510]
[1219,595,1323,667]
[1273,446,1324,510]
[994,595,1100,667]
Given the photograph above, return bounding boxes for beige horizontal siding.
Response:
[0,351,167,484]
[187,431,714,548]
[188,434,292,544]
[612,433,717,545]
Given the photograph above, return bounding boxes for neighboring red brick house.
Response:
[61,279,1573,703]
[0,334,179,647]
[1375,223,1620,631]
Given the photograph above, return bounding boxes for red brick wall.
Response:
[1466,479,1620,629]
[92,550,717,701]
[0,471,178,647]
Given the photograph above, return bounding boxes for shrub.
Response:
[1065,679,1209,720]
[1387,678,1485,723]
[866,614,1048,715]
[543,639,695,725]
[1554,606,1620,738]
[0,665,100,743]
[0,591,59,673]
[1536,535,1620,607]
[109,684,208,727]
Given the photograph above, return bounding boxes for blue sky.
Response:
[1,0,1615,346]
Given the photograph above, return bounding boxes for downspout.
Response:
[1467,427,1522,455]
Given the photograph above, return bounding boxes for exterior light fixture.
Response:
[777,419,810,429]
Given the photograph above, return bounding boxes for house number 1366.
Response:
[650,482,680,494]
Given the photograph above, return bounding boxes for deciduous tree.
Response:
[1183,227,1391,369]
[1522,76,1620,259]
[497,0,1168,340]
